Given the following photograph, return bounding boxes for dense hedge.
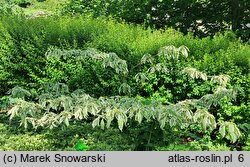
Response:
[1,16,249,96]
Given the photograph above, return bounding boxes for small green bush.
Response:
[0,123,55,150]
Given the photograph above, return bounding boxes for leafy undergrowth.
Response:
[1,46,249,151]
[0,115,136,151]
[1,120,249,151]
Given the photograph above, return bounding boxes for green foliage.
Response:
[50,123,137,151]
[1,16,248,97]
[242,135,250,151]
[0,119,136,151]
[0,11,249,151]
[0,22,15,95]
[74,140,87,151]
[1,46,245,145]
[219,122,241,143]
[62,0,250,40]
[0,16,108,94]
[4,83,194,131]
[0,0,16,15]
[44,47,126,97]
[0,123,55,150]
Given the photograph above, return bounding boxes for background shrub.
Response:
[0,16,249,98]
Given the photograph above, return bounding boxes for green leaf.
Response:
[82,105,88,119]
[74,140,87,151]
[209,116,216,129]
[135,110,143,124]
[219,124,226,137]
[230,133,237,143]
[64,117,69,126]
[179,45,189,58]
[234,126,241,137]
[169,118,175,127]
[117,114,124,131]
[74,107,82,120]
[7,105,19,120]
[228,123,235,134]
[118,83,131,95]
[100,119,105,130]
[106,119,112,128]
[141,54,153,64]
[202,116,208,130]
[135,73,148,83]
[92,117,100,128]
[160,117,166,129]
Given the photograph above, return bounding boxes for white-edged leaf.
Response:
[100,119,105,130]
[7,105,20,120]
[106,119,112,128]
[135,72,148,83]
[92,117,100,128]
[64,117,69,126]
[135,110,143,124]
[141,54,153,64]
[219,124,226,137]
[117,114,124,131]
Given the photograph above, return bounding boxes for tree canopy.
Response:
[64,0,250,40]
